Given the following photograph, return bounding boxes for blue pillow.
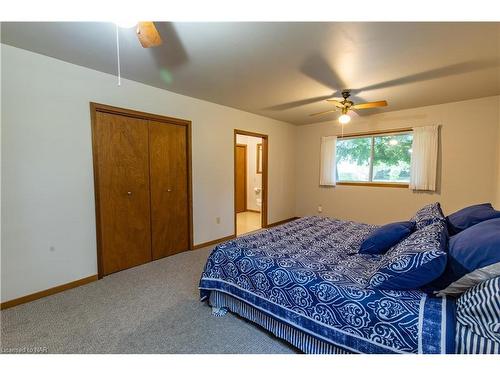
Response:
[446,203,500,235]
[432,217,500,296]
[411,202,446,230]
[369,221,448,290]
[359,221,415,255]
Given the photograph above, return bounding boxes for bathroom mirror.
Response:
[256,143,263,174]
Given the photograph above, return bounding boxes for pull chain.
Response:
[115,24,121,86]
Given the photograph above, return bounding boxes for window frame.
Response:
[336,128,413,188]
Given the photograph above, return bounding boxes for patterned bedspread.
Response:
[199,216,456,354]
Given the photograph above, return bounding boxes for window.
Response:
[336,131,413,185]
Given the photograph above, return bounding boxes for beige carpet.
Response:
[0,245,297,354]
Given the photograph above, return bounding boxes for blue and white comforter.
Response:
[199,216,455,354]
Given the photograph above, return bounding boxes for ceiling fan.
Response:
[268,54,498,125]
[310,89,388,124]
[115,21,163,48]
[113,21,163,86]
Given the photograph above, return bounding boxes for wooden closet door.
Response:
[235,145,247,213]
[149,120,189,259]
[95,112,152,275]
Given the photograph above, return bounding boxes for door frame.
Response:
[90,102,193,279]
[233,129,268,236]
[235,144,247,213]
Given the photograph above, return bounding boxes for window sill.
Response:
[337,182,409,188]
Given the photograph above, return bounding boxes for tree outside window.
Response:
[336,132,413,184]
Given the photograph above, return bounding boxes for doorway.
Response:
[234,129,268,236]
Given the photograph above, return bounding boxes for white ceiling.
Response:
[2,22,499,125]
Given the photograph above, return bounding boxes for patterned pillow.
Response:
[368,221,448,290]
[411,202,446,230]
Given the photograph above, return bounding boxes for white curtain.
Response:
[319,136,337,186]
[409,125,439,191]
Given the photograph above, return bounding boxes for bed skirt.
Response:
[208,290,352,354]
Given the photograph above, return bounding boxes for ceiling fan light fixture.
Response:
[338,114,351,124]
[309,89,388,120]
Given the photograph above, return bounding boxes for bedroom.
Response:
[1,0,499,373]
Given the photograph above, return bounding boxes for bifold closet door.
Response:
[149,120,189,259]
[94,112,152,275]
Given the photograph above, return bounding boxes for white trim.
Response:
[441,296,447,353]
[417,294,427,354]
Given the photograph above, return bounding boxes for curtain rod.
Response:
[336,127,413,139]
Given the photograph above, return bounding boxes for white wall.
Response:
[2,43,499,304]
[296,96,500,224]
[1,44,296,302]
[236,134,263,212]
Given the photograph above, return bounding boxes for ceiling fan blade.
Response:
[326,99,346,108]
[309,109,338,117]
[266,94,335,111]
[300,54,347,92]
[356,58,500,93]
[351,100,388,110]
[136,22,162,48]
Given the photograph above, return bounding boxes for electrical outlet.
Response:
[216,217,221,224]
[317,205,323,213]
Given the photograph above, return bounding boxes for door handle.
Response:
[166,188,172,192]
[127,191,132,196]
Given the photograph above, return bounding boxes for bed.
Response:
[199,216,457,354]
